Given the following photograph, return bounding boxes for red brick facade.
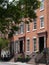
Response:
[11,0,49,56]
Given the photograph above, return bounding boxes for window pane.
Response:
[40,17,44,28]
[40,0,44,10]
[33,38,37,51]
[33,19,37,29]
[16,43,18,52]
[16,31,18,35]
[26,23,30,31]
[20,24,24,33]
[27,39,30,51]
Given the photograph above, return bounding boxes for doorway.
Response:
[20,40,23,53]
[39,37,44,52]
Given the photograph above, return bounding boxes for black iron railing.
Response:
[35,48,49,65]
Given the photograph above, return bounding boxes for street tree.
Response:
[0,38,9,57]
[0,0,40,57]
[0,0,40,37]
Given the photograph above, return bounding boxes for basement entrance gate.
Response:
[39,37,44,52]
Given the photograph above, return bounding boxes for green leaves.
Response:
[0,38,9,49]
[12,26,19,31]
[0,0,40,38]
[17,0,40,19]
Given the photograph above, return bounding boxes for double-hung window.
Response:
[40,16,44,28]
[40,0,44,11]
[27,39,30,51]
[26,23,30,32]
[16,31,18,35]
[20,23,24,34]
[15,41,18,53]
[33,19,37,30]
[33,38,37,51]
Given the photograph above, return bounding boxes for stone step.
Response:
[27,58,35,64]
[10,57,14,62]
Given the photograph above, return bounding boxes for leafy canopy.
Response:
[0,38,9,49]
[0,0,40,37]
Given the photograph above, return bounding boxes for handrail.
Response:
[35,50,44,63]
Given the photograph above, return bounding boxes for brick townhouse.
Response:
[10,0,49,56]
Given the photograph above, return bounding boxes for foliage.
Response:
[18,55,22,59]
[17,55,30,62]
[25,55,29,58]
[0,38,9,49]
[0,0,40,38]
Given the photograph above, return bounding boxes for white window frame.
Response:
[40,16,44,29]
[15,41,18,53]
[15,31,18,35]
[40,0,44,11]
[26,38,30,52]
[20,22,24,34]
[26,23,30,32]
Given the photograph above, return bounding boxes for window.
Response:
[33,38,37,51]
[11,42,14,54]
[15,41,18,53]
[40,16,44,28]
[33,19,37,30]
[40,0,44,11]
[16,31,18,35]
[26,23,30,32]
[20,24,24,34]
[27,39,30,51]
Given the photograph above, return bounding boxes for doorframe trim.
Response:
[38,36,46,52]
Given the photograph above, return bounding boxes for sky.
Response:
[9,0,19,2]
[9,0,13,2]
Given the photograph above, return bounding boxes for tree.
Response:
[0,0,40,57]
[0,38,9,57]
[0,0,40,37]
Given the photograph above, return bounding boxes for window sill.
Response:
[40,8,44,12]
[13,34,18,36]
[40,27,44,29]
[26,31,30,33]
[20,32,24,34]
[15,33,18,35]
[26,51,30,53]
[32,29,37,31]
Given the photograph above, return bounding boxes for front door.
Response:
[20,40,23,53]
[39,37,44,52]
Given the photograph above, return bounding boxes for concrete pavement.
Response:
[0,62,31,65]
[0,62,46,65]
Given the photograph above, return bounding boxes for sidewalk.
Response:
[7,62,46,65]
[0,62,47,65]
[7,62,31,65]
